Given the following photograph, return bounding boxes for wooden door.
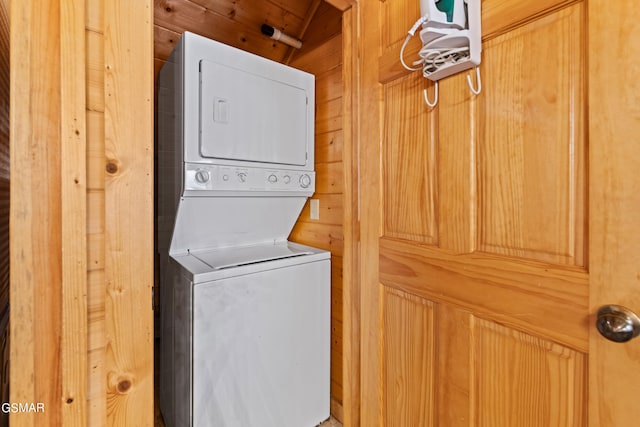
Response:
[357,0,640,425]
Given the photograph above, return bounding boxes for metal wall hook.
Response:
[423,81,438,108]
[467,67,481,95]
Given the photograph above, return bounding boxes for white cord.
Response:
[419,45,470,75]
[400,35,421,71]
[400,15,429,72]
[400,15,471,78]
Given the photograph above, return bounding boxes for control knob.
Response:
[268,174,278,183]
[299,174,311,189]
[195,170,210,184]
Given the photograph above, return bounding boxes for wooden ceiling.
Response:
[154,0,345,72]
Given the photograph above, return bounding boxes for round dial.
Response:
[195,170,210,184]
[268,174,278,183]
[299,174,311,188]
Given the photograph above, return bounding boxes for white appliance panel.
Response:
[183,163,315,196]
[192,258,330,427]
[171,242,328,284]
[169,197,307,254]
[191,243,312,270]
[199,59,308,166]
[177,32,314,170]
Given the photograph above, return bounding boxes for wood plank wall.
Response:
[86,2,106,421]
[12,1,72,423]
[0,0,9,424]
[288,33,345,414]
[0,0,8,312]
[87,0,155,424]
[10,0,153,425]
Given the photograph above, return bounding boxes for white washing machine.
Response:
[157,32,330,427]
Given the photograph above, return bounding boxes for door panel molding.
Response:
[383,73,438,245]
[477,5,586,266]
[381,287,435,427]
[474,318,587,425]
[379,237,589,351]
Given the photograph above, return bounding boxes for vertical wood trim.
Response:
[438,74,477,253]
[358,0,382,425]
[11,0,89,424]
[10,1,63,425]
[9,0,35,422]
[588,0,640,424]
[435,305,471,427]
[60,0,88,424]
[86,0,108,423]
[0,0,9,315]
[104,0,154,425]
[382,288,435,427]
[342,5,361,426]
[0,4,8,420]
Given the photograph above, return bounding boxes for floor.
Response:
[155,413,342,427]
[155,392,342,427]
[319,416,343,427]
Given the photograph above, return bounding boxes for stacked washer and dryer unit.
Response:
[157,32,330,427]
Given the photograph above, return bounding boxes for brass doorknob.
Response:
[596,305,640,343]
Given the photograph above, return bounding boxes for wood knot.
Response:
[106,162,118,174]
[108,371,135,395]
[66,398,74,404]
[117,379,132,394]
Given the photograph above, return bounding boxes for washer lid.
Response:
[191,243,313,270]
[171,241,330,282]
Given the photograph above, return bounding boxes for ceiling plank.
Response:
[323,0,354,12]
[154,0,290,62]
[283,0,322,64]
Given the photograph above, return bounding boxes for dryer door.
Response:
[199,59,309,166]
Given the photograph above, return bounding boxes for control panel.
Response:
[184,163,315,194]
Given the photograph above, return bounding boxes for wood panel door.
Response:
[356,0,640,425]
